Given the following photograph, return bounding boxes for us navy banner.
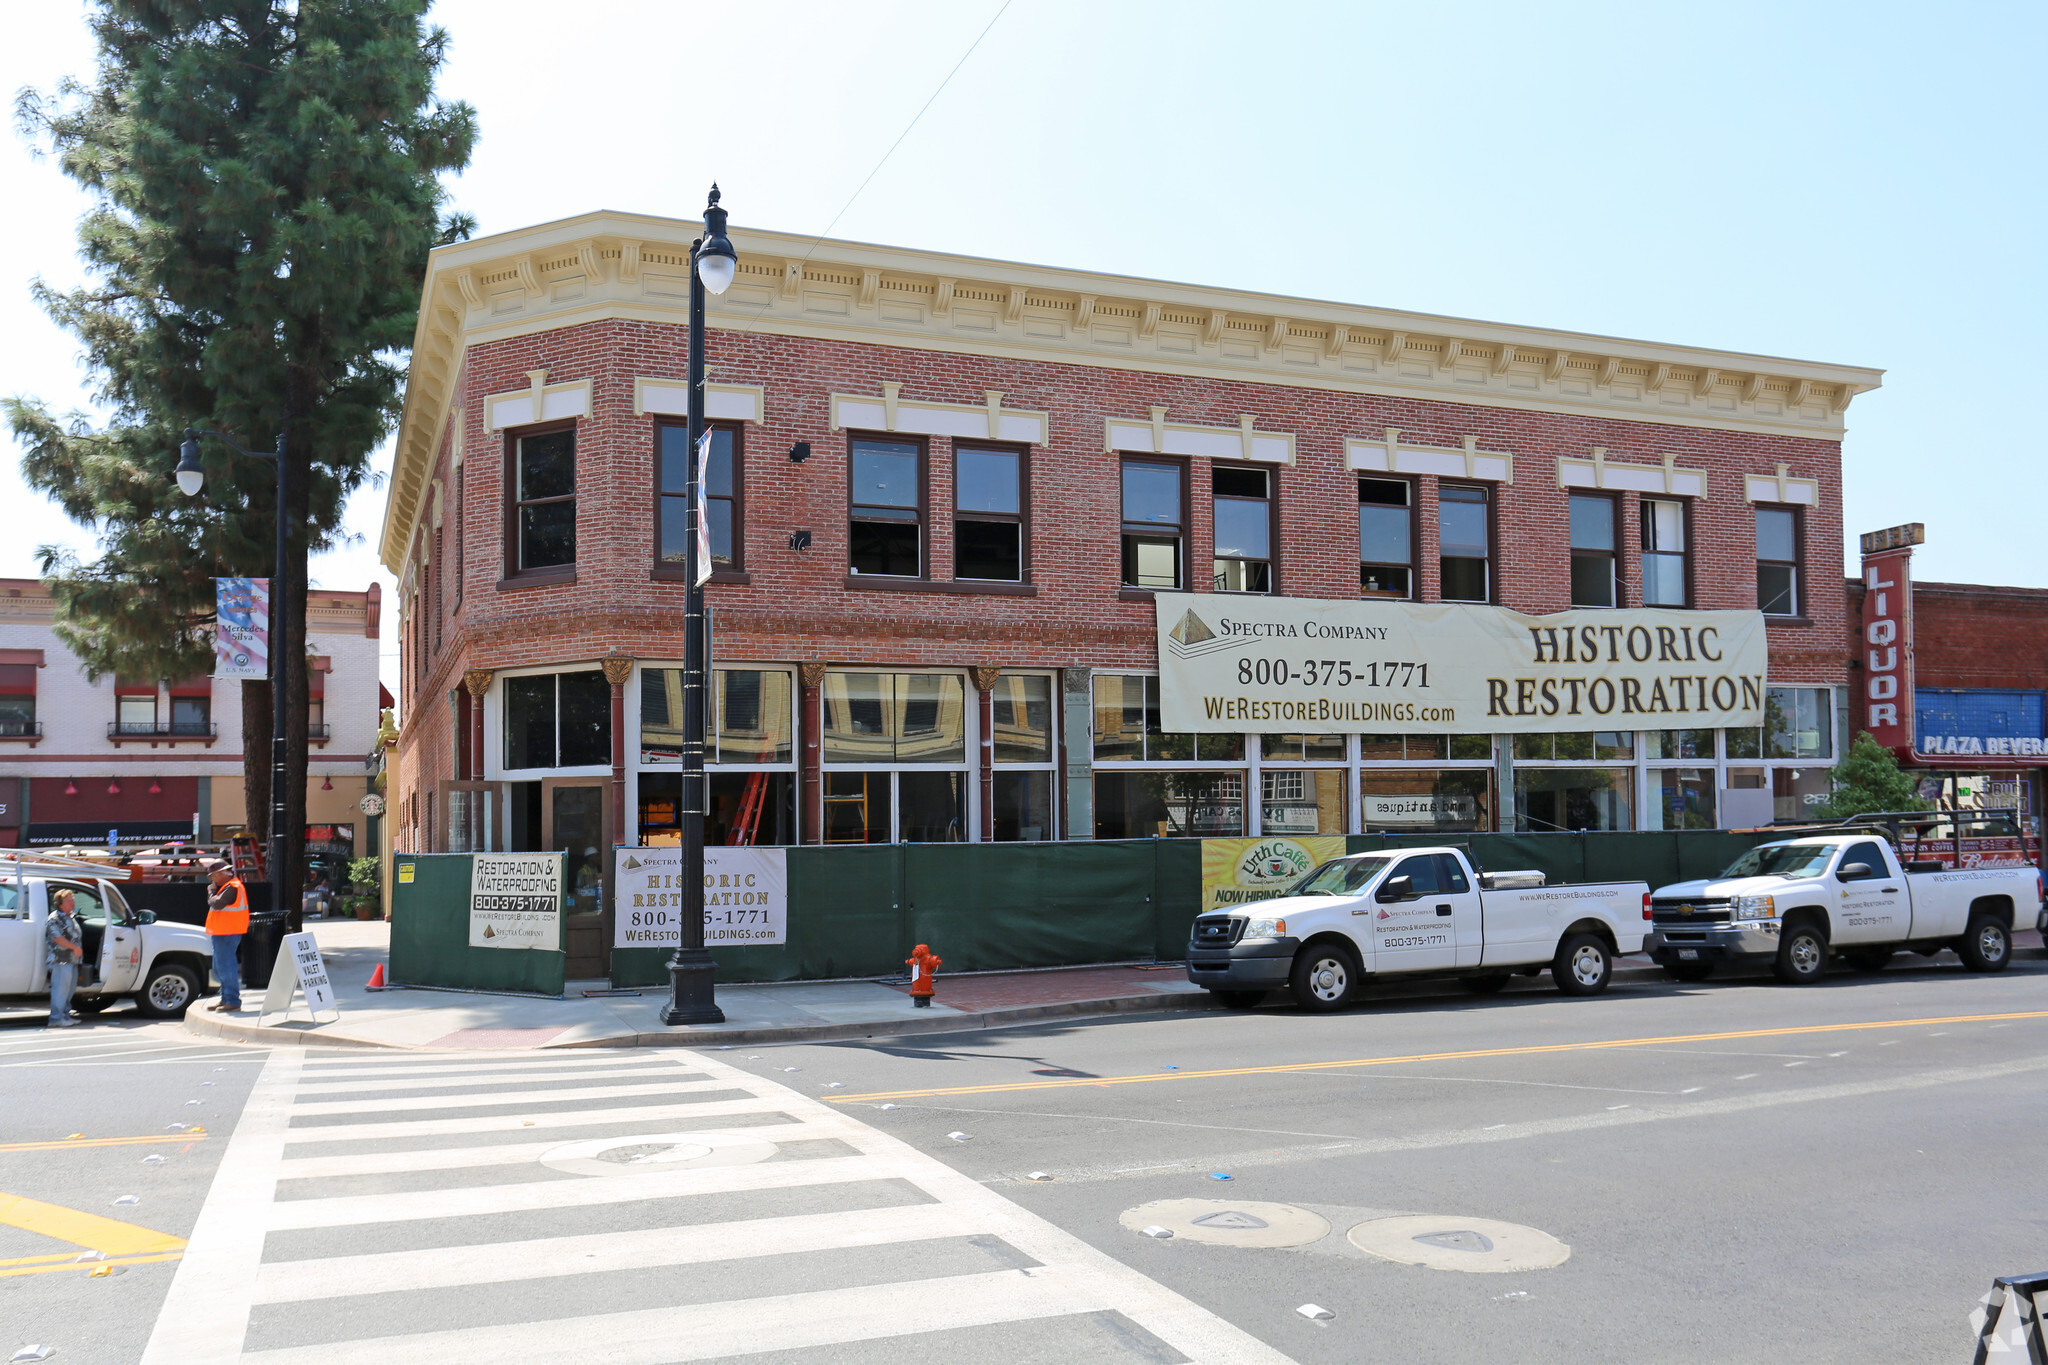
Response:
[1155,593,1768,735]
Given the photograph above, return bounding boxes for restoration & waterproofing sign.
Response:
[1156,593,1767,735]
[468,853,563,950]
[614,846,788,948]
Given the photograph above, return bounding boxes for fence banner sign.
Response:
[1200,836,1348,914]
[1155,592,1767,736]
[469,853,562,950]
[614,846,788,948]
[213,577,270,679]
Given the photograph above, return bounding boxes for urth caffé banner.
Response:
[1154,593,1768,735]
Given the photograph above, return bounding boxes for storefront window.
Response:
[1095,771,1245,839]
[636,771,798,847]
[503,670,609,770]
[1362,733,1494,762]
[1360,769,1491,833]
[1261,769,1346,835]
[1644,729,1714,761]
[1766,687,1833,759]
[1261,733,1349,762]
[1092,675,1239,761]
[1773,767,1832,823]
[1512,732,1633,762]
[993,771,1054,841]
[992,675,1053,763]
[822,672,966,764]
[1654,768,1717,830]
[1516,768,1632,832]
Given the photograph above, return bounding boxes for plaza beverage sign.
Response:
[1154,593,1768,735]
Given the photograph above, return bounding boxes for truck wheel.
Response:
[1957,916,2011,973]
[1666,962,1714,983]
[1211,990,1265,1010]
[1773,923,1829,984]
[1459,975,1510,995]
[1844,948,1893,973]
[1288,943,1359,1012]
[1553,934,1612,996]
[133,963,200,1019]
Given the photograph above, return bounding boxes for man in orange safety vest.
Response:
[204,864,251,1012]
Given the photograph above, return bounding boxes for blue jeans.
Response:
[210,933,243,1008]
[48,961,77,1023]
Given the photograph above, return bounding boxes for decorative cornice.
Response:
[381,210,1886,571]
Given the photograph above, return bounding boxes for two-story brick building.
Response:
[381,209,1880,975]
[0,579,386,879]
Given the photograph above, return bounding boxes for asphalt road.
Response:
[3,957,2044,1363]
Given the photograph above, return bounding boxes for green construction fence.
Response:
[390,852,568,996]
[606,829,1781,987]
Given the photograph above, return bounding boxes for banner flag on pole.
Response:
[214,577,270,679]
[694,429,715,588]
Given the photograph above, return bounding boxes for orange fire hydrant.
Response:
[907,944,942,1008]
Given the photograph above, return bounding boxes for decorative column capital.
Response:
[798,660,829,689]
[969,665,1002,693]
[462,669,493,698]
[599,653,635,688]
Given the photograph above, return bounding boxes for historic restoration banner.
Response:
[1201,835,1349,913]
[614,846,789,948]
[1156,593,1767,735]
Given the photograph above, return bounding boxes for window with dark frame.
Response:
[1359,478,1413,599]
[1568,492,1618,608]
[1439,484,1491,602]
[1120,458,1183,590]
[502,670,611,770]
[0,664,34,736]
[453,465,464,608]
[1756,505,1800,615]
[1211,465,1272,593]
[954,445,1024,582]
[508,426,576,573]
[657,422,741,572]
[849,436,923,577]
[1641,498,1688,607]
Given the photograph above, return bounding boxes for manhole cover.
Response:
[540,1131,777,1177]
[1348,1215,1568,1273]
[1120,1200,1330,1248]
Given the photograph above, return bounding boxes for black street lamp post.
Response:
[174,422,292,919]
[662,185,737,1026]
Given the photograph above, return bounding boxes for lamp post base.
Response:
[660,951,726,1026]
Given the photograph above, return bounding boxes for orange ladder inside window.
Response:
[731,771,769,846]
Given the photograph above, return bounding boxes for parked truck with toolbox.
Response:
[0,854,215,1018]
[1187,846,1649,1010]
[1644,832,2046,984]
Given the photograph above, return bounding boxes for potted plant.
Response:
[345,854,384,921]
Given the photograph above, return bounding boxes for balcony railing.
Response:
[108,721,218,739]
[0,719,42,739]
[307,722,331,740]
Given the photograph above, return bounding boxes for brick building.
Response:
[0,579,387,878]
[381,210,1880,974]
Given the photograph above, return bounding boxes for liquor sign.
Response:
[213,577,270,680]
[1857,523,1921,754]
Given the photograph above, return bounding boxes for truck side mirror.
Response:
[1376,875,1415,903]
[136,909,156,925]
[1836,862,1872,881]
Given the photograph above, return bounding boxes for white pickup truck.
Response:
[1187,846,1649,1010]
[0,866,216,1018]
[1645,834,2046,984]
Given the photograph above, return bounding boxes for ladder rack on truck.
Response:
[1,850,132,881]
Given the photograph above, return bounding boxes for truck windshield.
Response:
[1291,856,1392,896]
[1717,844,1837,879]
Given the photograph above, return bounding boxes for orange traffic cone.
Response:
[366,963,386,989]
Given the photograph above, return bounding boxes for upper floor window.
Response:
[849,437,923,577]
[1359,478,1413,599]
[658,422,740,572]
[1756,506,1800,615]
[0,663,35,737]
[1121,458,1183,591]
[1211,466,1272,593]
[1568,493,1618,608]
[508,426,576,573]
[115,679,155,733]
[1641,499,1688,607]
[1439,484,1491,603]
[954,445,1025,582]
[168,680,211,736]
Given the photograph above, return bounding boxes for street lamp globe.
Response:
[174,432,205,496]
[696,183,737,295]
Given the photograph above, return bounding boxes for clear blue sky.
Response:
[5,0,2043,695]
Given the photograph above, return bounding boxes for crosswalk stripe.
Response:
[265,1154,889,1231]
[290,1063,693,1096]
[239,1266,1109,1365]
[272,1117,848,1180]
[277,1097,792,1145]
[295,1053,681,1079]
[251,1202,976,1303]
[286,1078,723,1117]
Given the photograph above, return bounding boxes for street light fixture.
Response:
[662,184,736,1027]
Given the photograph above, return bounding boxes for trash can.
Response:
[237,882,288,990]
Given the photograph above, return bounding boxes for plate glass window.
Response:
[1211,466,1272,593]
[954,446,1023,581]
[659,424,737,569]
[1439,485,1491,602]
[503,671,610,770]
[1641,499,1687,606]
[850,438,922,577]
[0,664,33,736]
[1359,479,1412,599]
[1756,507,1800,615]
[514,429,576,570]
[1121,459,1182,590]
[1568,493,1617,608]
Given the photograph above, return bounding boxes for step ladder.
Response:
[229,834,267,880]
[731,771,769,847]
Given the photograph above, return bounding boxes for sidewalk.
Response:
[182,918,2048,1053]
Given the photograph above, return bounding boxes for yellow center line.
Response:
[0,1250,184,1279]
[0,1133,210,1155]
[0,1192,187,1257]
[827,1009,2048,1103]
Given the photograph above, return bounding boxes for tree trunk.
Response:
[279,425,311,934]
[239,678,270,856]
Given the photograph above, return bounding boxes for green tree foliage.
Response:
[8,0,475,899]
[1815,731,1932,819]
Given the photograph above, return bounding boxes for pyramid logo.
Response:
[1168,609,1216,645]
[624,855,643,871]
[483,924,496,939]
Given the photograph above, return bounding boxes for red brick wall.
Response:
[1848,577,2048,692]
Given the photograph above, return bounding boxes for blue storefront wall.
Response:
[1916,689,2047,755]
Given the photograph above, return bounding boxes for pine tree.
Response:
[1815,731,1931,819]
[8,0,475,913]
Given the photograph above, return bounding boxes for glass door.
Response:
[542,777,610,979]
[439,780,505,853]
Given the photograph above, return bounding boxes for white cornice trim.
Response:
[829,384,1048,446]
[1106,408,1294,463]
[1347,430,1513,484]
[1745,464,1821,506]
[1557,448,1708,497]
[632,379,765,424]
[483,373,592,431]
